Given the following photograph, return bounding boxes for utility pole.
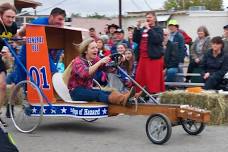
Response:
[34,9,37,16]
[182,0,185,10]
[119,0,122,28]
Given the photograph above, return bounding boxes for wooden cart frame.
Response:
[5,25,210,145]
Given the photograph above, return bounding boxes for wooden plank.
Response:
[109,104,210,123]
[109,103,179,121]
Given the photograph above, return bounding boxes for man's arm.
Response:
[17,25,26,37]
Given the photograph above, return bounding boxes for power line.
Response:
[143,0,152,10]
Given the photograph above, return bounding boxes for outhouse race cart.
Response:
[5,25,210,145]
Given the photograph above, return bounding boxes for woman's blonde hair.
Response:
[74,37,95,57]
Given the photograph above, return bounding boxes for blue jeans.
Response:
[6,72,16,84]
[166,68,178,82]
[69,87,111,103]
[177,63,184,82]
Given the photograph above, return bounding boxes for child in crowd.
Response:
[94,38,111,86]
[106,43,128,92]
[56,53,65,73]
[118,49,137,90]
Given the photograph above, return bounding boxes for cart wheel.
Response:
[146,113,172,145]
[181,119,205,135]
[82,118,98,122]
[9,80,44,133]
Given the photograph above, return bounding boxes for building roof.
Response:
[127,10,228,18]
[157,15,171,21]
[15,0,42,9]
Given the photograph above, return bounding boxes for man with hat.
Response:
[108,23,119,34]
[127,25,135,32]
[111,28,130,54]
[168,19,185,82]
[106,24,119,49]
[89,27,99,42]
[223,24,228,54]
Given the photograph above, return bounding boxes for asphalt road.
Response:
[3,115,228,152]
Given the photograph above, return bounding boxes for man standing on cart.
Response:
[0,3,17,127]
[15,7,66,83]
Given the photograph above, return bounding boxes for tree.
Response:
[87,12,107,19]
[71,13,81,17]
[205,0,223,10]
[164,0,223,11]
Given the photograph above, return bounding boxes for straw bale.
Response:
[160,90,228,125]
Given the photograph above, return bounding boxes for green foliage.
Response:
[71,13,81,17]
[164,0,223,11]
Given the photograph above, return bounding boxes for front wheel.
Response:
[82,118,98,122]
[181,119,205,135]
[146,113,172,145]
[9,80,44,133]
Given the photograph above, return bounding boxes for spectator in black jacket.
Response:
[223,24,228,54]
[163,29,179,82]
[201,36,228,90]
[167,19,185,82]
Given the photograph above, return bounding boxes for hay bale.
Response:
[160,90,228,125]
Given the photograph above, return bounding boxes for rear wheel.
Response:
[146,113,172,144]
[9,80,43,133]
[181,119,205,135]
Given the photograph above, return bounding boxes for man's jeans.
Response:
[166,68,178,82]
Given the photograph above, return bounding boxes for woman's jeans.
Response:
[166,68,178,82]
[69,87,111,103]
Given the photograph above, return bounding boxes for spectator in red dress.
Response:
[133,11,165,93]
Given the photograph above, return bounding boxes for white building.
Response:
[123,10,228,40]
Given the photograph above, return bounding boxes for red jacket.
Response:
[178,29,192,45]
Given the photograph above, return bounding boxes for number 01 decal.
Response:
[29,66,50,89]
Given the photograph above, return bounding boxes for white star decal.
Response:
[42,108,46,114]
[61,107,67,114]
[51,109,56,114]
[32,107,37,113]
[102,108,107,115]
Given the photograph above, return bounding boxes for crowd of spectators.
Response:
[0,2,228,126]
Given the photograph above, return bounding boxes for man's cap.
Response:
[89,27,95,31]
[224,25,228,29]
[114,28,124,33]
[108,24,119,30]
[168,19,179,26]
[127,25,135,30]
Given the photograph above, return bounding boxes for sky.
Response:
[23,0,165,16]
[23,0,228,17]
